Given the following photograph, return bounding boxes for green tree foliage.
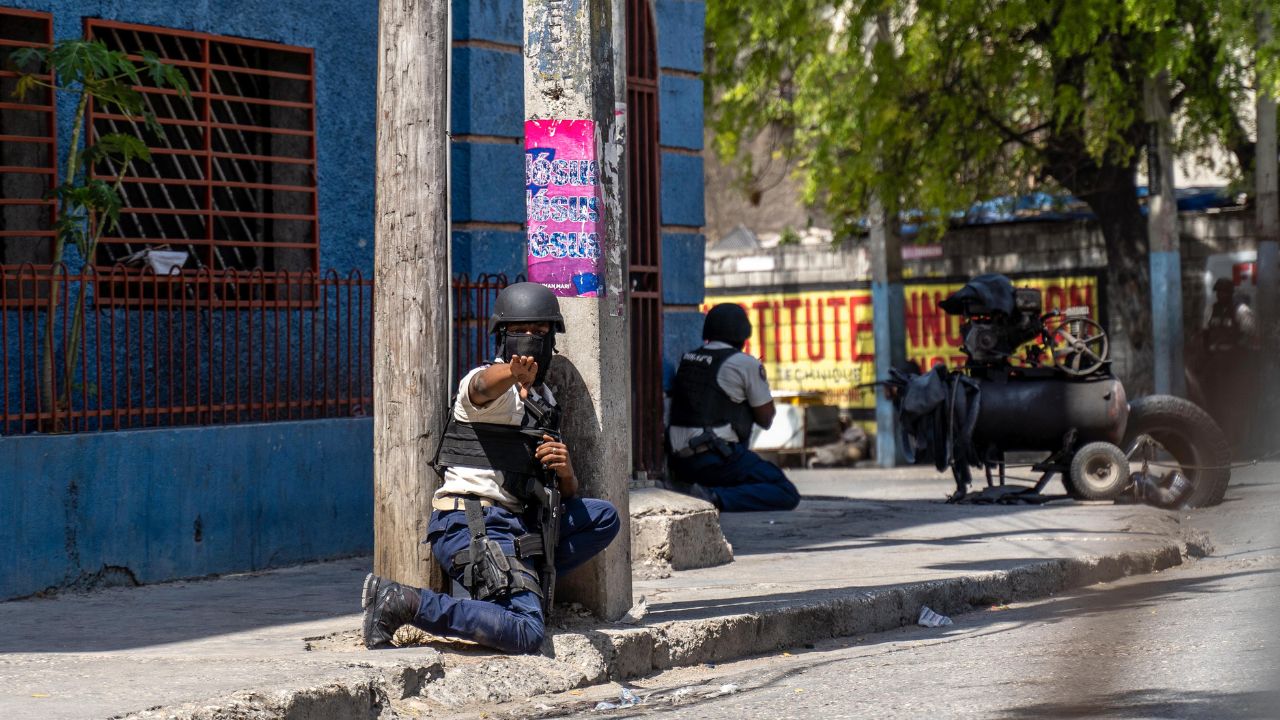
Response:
[707,0,1277,391]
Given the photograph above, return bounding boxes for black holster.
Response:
[453,498,543,602]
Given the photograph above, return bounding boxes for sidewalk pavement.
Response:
[0,466,1210,720]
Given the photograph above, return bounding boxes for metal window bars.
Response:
[84,20,318,300]
[0,8,57,271]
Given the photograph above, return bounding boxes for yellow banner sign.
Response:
[702,275,1100,409]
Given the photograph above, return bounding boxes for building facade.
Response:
[0,0,706,599]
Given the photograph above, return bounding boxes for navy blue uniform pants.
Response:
[669,443,801,512]
[408,497,619,654]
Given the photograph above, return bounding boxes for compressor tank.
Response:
[970,375,1129,452]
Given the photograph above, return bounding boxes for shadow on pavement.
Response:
[718,495,1157,557]
[0,557,370,654]
[997,689,1280,719]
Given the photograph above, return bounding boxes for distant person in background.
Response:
[1196,278,1260,456]
[663,304,801,512]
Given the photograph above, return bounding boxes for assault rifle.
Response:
[521,391,562,612]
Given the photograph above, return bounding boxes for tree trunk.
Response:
[1255,2,1280,435]
[372,0,450,589]
[1075,165,1154,396]
[1256,4,1279,339]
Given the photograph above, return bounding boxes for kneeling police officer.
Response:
[665,303,801,512]
[362,282,620,654]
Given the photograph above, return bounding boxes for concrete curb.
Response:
[122,542,1186,719]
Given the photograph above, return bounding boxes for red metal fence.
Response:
[0,265,371,434]
[0,267,513,435]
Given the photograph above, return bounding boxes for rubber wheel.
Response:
[1066,442,1131,500]
[1121,394,1232,508]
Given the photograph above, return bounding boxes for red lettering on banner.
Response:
[849,295,873,362]
[751,300,771,362]
[1067,286,1093,314]
[827,297,846,361]
[1047,287,1067,313]
[945,312,963,346]
[923,292,945,348]
[772,301,783,365]
[783,298,803,363]
[906,292,920,347]
[805,299,825,361]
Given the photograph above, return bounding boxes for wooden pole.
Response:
[372,0,450,588]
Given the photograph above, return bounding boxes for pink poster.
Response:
[525,119,604,297]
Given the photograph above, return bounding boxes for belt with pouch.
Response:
[675,441,736,459]
[431,494,497,512]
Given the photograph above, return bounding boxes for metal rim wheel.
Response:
[1121,395,1232,508]
[1051,317,1109,376]
[1067,441,1131,500]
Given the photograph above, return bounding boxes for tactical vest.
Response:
[669,346,755,443]
[432,385,563,610]
[434,386,560,502]
[1205,308,1241,353]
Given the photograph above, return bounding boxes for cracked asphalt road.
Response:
[472,463,1280,720]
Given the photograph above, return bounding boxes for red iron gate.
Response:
[627,0,665,477]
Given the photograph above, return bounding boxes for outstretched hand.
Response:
[508,355,538,385]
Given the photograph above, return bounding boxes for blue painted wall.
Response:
[660,152,706,228]
[659,76,704,151]
[662,310,704,390]
[654,0,709,400]
[0,418,373,599]
[449,0,526,281]
[656,0,705,73]
[451,142,526,225]
[4,0,379,276]
[662,233,706,305]
[1,0,378,598]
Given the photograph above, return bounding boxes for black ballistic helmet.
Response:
[703,303,752,348]
[488,282,566,334]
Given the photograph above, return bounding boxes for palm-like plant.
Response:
[10,40,188,425]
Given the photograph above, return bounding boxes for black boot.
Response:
[361,573,422,649]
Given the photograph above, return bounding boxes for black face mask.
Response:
[500,331,556,385]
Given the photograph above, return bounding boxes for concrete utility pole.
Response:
[869,13,905,467]
[524,0,632,619]
[371,0,450,588]
[1257,6,1279,351]
[1144,72,1186,396]
[869,197,906,467]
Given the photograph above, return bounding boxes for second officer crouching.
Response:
[361,282,620,654]
[665,303,801,512]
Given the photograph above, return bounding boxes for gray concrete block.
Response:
[630,488,734,572]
